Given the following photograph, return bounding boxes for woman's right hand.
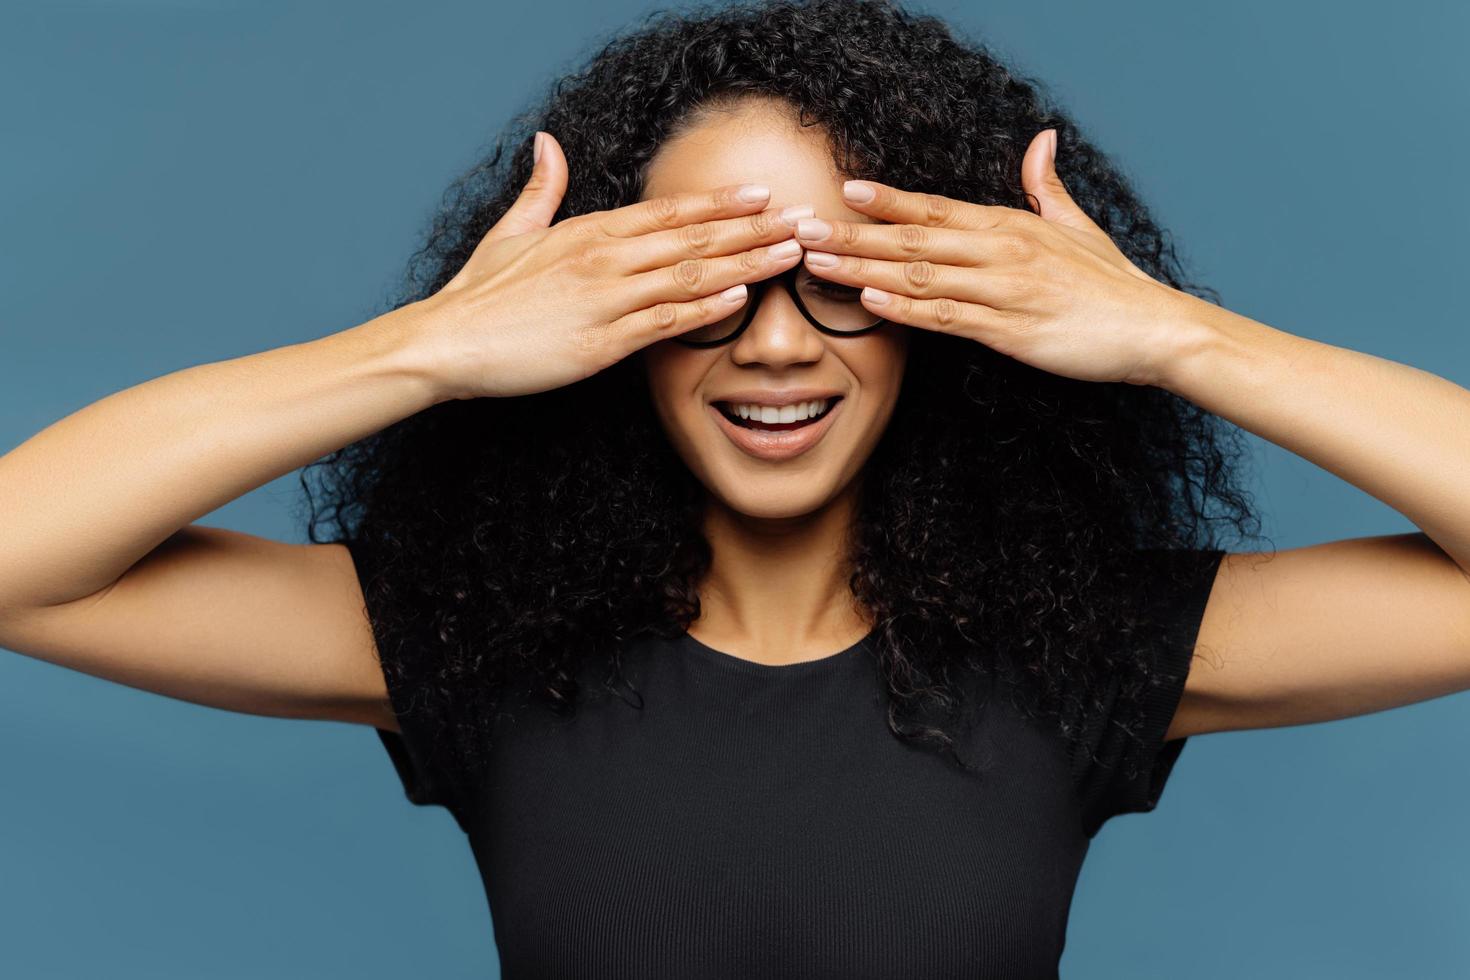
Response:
[404,130,809,401]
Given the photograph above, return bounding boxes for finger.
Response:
[620,238,805,311]
[600,181,772,238]
[799,250,1021,309]
[483,131,570,243]
[794,217,1028,266]
[617,203,812,274]
[839,180,1014,232]
[611,281,753,352]
[856,287,1011,342]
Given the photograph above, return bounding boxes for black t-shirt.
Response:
[354,544,1225,979]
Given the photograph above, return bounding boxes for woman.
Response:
[1,0,1466,975]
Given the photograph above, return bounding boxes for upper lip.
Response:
[710,388,844,407]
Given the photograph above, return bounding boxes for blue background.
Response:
[2,1,1467,976]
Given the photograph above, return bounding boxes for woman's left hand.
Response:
[794,129,1198,388]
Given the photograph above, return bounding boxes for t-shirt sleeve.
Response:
[344,537,472,834]
[1073,547,1226,839]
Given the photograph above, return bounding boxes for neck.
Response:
[690,477,872,661]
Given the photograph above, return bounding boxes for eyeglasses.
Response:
[673,265,891,348]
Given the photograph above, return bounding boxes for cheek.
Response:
[639,344,710,441]
[640,344,680,404]
[854,332,910,401]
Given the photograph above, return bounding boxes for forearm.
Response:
[1156,294,1470,572]
[0,304,448,613]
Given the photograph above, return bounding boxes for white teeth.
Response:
[731,398,829,422]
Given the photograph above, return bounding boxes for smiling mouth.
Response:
[713,396,843,431]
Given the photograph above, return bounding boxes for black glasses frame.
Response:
[673,265,891,348]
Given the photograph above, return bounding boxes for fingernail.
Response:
[804,250,838,267]
[779,204,816,226]
[796,217,831,241]
[533,131,543,165]
[738,183,771,203]
[720,283,748,303]
[769,240,802,260]
[843,181,875,203]
[862,287,890,305]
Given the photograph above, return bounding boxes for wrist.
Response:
[364,300,467,406]
[1141,290,1241,395]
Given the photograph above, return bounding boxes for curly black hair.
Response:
[302,0,1267,789]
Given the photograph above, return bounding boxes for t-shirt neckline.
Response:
[678,627,877,676]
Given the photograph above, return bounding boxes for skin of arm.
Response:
[1153,296,1470,739]
[0,308,448,727]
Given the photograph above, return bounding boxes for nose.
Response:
[727,277,827,368]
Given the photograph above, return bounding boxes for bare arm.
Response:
[0,309,445,728]
[1156,298,1470,740]
[1175,531,1470,739]
[0,314,439,614]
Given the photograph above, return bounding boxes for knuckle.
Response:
[835,221,863,248]
[673,258,707,292]
[903,259,937,291]
[692,294,718,321]
[897,223,927,255]
[739,248,765,273]
[999,233,1037,263]
[679,220,716,256]
[649,301,680,331]
[923,193,955,226]
[562,216,598,240]
[650,194,681,228]
[748,208,778,237]
[933,296,963,326]
[570,241,614,277]
[711,186,738,211]
[571,322,602,355]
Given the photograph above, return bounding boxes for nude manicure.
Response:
[780,204,816,226]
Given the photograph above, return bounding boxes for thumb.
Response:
[1020,129,1096,232]
[483,130,570,242]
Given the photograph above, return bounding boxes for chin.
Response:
[708,485,838,521]
[691,454,861,522]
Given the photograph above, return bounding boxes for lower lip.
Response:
[709,399,844,461]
